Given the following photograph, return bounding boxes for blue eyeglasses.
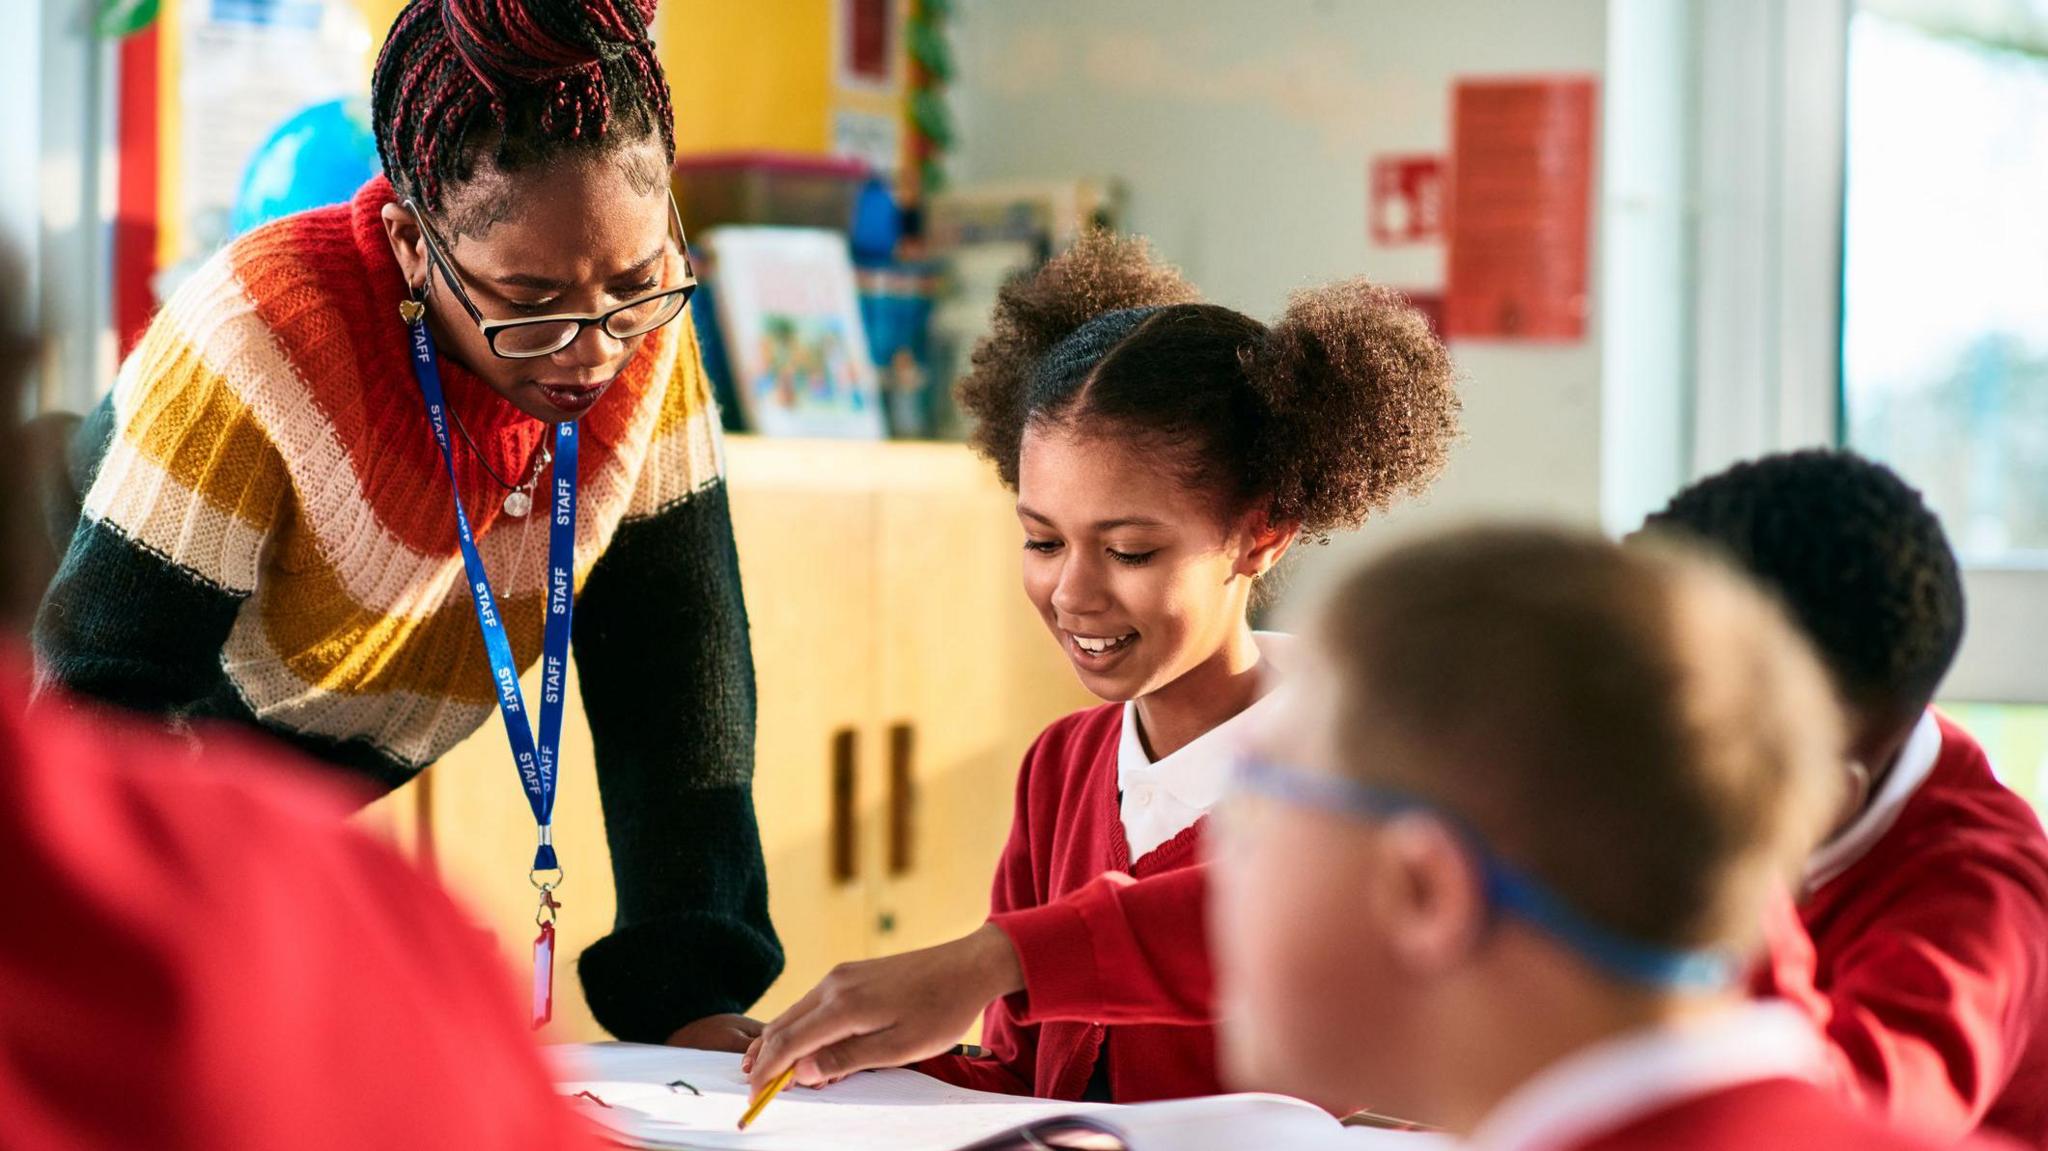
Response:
[1230,758,1739,990]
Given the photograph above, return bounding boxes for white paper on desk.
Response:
[551,1044,1102,1151]
[547,1044,1444,1151]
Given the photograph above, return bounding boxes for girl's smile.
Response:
[1066,628,1141,667]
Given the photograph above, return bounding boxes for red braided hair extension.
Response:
[371,0,673,214]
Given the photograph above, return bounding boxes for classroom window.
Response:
[1938,703,2048,808]
[1841,5,2048,564]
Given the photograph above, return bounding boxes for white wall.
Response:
[949,0,1702,610]
[1,0,43,381]
[10,0,116,414]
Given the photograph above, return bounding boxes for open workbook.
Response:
[550,1045,1445,1151]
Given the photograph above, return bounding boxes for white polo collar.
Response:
[1466,1002,1825,1151]
[1117,632,1287,862]
[1803,709,1943,897]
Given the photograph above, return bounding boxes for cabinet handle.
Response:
[888,722,916,877]
[831,728,858,885]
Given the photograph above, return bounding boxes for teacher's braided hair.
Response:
[372,0,674,228]
[959,232,1462,539]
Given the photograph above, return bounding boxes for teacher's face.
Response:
[380,142,681,423]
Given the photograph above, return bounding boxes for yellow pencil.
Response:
[737,1065,798,1131]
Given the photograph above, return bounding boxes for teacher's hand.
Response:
[743,922,1024,1096]
[666,1013,764,1053]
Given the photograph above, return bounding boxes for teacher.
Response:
[34,0,780,1048]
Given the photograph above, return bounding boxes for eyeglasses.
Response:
[1228,757,1739,989]
[406,193,697,360]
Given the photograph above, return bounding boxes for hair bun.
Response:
[439,0,656,89]
[1248,280,1460,535]
[956,231,1202,483]
[982,230,1200,368]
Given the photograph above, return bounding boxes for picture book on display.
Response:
[701,226,888,440]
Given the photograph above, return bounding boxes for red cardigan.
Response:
[915,704,1222,1102]
[1574,1079,2016,1151]
[0,658,596,1151]
[1765,715,2048,1146]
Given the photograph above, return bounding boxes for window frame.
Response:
[1688,0,2048,706]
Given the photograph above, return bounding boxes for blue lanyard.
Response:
[407,317,577,876]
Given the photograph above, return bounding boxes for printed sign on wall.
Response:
[838,0,897,88]
[1445,76,1597,341]
[1370,155,1446,246]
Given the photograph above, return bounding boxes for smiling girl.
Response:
[746,232,1460,1103]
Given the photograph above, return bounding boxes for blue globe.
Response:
[231,97,379,236]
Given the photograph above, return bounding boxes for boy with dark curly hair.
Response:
[745,231,1462,1103]
[1642,450,2048,1147]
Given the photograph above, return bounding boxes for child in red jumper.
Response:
[1213,525,2004,1151]
[1644,450,2048,1147]
[745,231,1459,1102]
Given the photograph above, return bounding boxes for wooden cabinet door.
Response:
[867,446,1096,959]
[726,440,882,1019]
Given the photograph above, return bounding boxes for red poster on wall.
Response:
[842,0,894,86]
[1445,76,1597,341]
[112,22,161,359]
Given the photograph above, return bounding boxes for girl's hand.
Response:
[666,1013,765,1053]
[743,923,1025,1095]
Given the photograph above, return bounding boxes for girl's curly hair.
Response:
[957,230,1461,537]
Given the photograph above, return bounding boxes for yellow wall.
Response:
[352,0,855,156]
[658,0,836,155]
[357,0,407,45]
[156,0,183,270]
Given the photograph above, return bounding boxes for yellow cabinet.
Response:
[359,438,1093,1040]
[865,445,1081,964]
[728,445,885,1020]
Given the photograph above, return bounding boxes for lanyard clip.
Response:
[536,885,562,928]
[533,823,560,873]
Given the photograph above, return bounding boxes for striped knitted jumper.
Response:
[33,177,781,1043]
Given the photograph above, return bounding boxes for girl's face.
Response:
[1015,424,1282,702]
[381,143,681,423]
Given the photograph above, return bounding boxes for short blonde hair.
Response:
[1320,525,1843,955]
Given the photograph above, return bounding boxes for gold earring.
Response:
[399,297,425,324]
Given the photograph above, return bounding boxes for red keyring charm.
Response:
[533,887,562,1030]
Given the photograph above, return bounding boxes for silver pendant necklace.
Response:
[498,447,550,518]
[447,405,550,518]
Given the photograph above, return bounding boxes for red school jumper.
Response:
[1765,713,2048,1146]
[1564,1079,2019,1151]
[0,656,598,1151]
[914,704,1222,1103]
[1465,1004,2021,1151]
